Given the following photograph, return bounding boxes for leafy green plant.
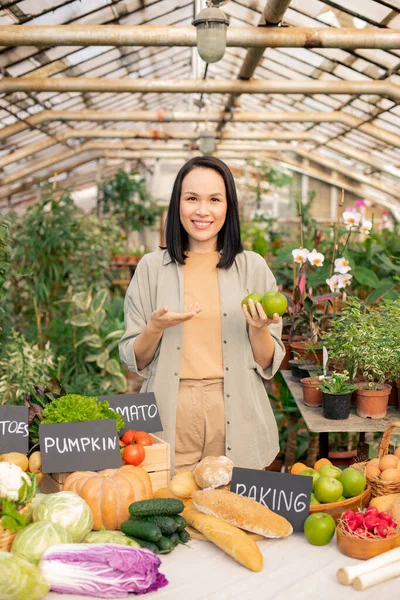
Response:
[25,378,67,449]
[65,287,127,393]
[318,372,357,395]
[100,171,161,252]
[42,394,124,431]
[0,330,60,405]
[322,297,400,389]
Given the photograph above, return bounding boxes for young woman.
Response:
[119,156,285,472]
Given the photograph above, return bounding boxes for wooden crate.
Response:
[39,433,170,494]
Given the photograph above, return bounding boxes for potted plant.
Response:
[318,372,357,420]
[322,297,400,419]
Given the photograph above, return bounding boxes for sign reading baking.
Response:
[39,419,122,473]
[0,406,29,453]
[230,467,312,532]
[99,392,163,434]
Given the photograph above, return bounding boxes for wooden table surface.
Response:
[281,370,400,434]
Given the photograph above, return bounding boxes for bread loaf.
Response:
[194,456,235,489]
[192,489,293,538]
[182,506,263,572]
[169,470,200,498]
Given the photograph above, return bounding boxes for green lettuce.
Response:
[41,394,124,431]
[0,551,49,599]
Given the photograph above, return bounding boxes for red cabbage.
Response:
[39,543,168,598]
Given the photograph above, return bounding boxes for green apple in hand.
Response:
[261,291,288,318]
[304,513,336,546]
[241,292,264,311]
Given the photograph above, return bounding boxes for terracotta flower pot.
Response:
[289,341,323,365]
[300,377,322,407]
[328,450,358,467]
[397,380,400,410]
[280,339,292,371]
[356,383,391,419]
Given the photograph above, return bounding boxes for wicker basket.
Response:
[353,420,400,498]
[0,502,32,552]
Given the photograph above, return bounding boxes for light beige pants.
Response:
[175,378,225,471]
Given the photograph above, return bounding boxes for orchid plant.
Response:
[285,202,373,344]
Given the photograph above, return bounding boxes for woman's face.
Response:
[179,167,227,252]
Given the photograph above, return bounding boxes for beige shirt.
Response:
[119,249,285,473]
[181,251,224,379]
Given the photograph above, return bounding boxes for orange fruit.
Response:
[290,462,308,475]
[313,458,332,471]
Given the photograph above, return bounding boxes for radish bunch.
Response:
[340,506,399,539]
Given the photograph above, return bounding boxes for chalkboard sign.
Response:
[39,419,122,474]
[230,467,312,532]
[0,406,29,454]
[100,393,163,435]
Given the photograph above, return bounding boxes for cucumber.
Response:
[129,498,185,517]
[127,536,159,554]
[179,529,191,544]
[157,536,175,554]
[171,514,187,532]
[120,520,162,543]
[169,532,181,547]
[135,515,178,536]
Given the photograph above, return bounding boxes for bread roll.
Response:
[169,470,200,498]
[192,489,293,538]
[194,456,235,489]
[182,506,263,572]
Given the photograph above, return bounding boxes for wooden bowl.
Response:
[309,486,371,522]
[337,525,400,560]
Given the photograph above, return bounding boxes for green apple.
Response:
[337,495,346,501]
[310,493,321,506]
[339,467,366,498]
[241,292,264,311]
[298,469,320,492]
[261,291,288,318]
[314,475,343,504]
[304,512,336,546]
[317,464,343,480]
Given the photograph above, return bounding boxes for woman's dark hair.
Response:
[165,156,243,269]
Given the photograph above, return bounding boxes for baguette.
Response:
[192,489,293,538]
[182,506,263,572]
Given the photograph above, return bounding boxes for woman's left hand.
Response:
[242,298,280,329]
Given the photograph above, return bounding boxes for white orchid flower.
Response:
[334,257,351,274]
[337,273,352,289]
[292,247,309,266]
[343,210,362,228]
[307,248,325,267]
[361,219,372,235]
[326,275,340,292]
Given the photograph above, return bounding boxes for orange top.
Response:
[180,251,224,379]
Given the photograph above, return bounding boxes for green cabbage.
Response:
[33,491,93,542]
[11,520,72,564]
[84,527,140,547]
[0,551,49,600]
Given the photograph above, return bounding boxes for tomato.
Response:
[122,443,145,466]
[121,430,136,445]
[132,431,153,447]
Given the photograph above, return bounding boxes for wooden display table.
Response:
[45,535,399,600]
[281,370,400,460]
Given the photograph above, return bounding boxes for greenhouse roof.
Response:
[1,0,400,210]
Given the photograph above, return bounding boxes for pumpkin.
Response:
[64,465,153,530]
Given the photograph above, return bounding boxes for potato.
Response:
[28,451,42,474]
[1,452,29,472]
[369,492,400,514]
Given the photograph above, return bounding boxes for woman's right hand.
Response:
[147,303,202,334]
